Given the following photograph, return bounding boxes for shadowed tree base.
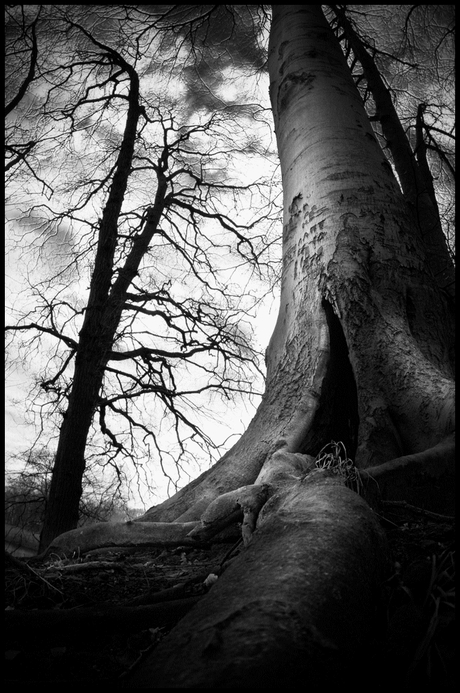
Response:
[121,473,389,688]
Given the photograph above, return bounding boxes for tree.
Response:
[5,448,133,534]
[5,5,278,551]
[119,5,453,685]
[7,5,455,687]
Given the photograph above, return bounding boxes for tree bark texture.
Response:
[331,4,455,301]
[122,473,389,688]
[141,4,454,524]
[266,4,454,470]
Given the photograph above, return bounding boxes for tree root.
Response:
[187,484,270,545]
[361,433,455,514]
[29,520,203,561]
[26,435,454,565]
[121,473,390,688]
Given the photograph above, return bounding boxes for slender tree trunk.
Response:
[39,177,169,551]
[39,356,106,550]
[39,59,143,551]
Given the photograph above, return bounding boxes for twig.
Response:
[56,560,126,573]
[5,550,62,593]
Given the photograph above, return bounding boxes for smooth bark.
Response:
[122,473,389,688]
[266,4,454,468]
[141,4,454,524]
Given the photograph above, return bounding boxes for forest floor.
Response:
[5,503,455,689]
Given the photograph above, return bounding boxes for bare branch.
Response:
[5,10,40,116]
[5,323,78,350]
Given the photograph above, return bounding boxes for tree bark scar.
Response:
[278,72,316,111]
[283,193,303,245]
[288,193,303,215]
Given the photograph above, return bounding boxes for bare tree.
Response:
[5,5,279,551]
[5,6,40,170]
[5,448,131,533]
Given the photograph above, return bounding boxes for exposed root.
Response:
[187,484,271,546]
[360,433,455,514]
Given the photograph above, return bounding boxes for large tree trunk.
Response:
[42,5,454,686]
[118,5,454,685]
[141,3,454,525]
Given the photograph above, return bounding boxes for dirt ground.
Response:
[5,504,455,688]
